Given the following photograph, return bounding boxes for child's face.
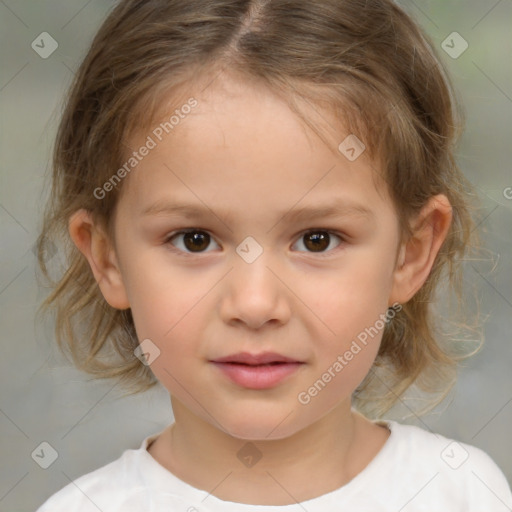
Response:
[102,74,405,439]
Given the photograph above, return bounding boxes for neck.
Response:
[147,398,388,505]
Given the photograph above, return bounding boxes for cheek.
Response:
[132,296,207,390]
[306,258,393,380]
[129,285,206,348]
[307,259,393,329]
[119,247,192,324]
[119,262,206,367]
[296,338,380,419]
[302,312,384,414]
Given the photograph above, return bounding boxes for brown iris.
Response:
[303,231,330,252]
[183,231,210,252]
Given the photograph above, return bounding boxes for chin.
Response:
[220,411,305,442]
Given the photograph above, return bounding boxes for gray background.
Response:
[0,1,511,511]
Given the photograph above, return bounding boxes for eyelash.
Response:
[163,228,346,258]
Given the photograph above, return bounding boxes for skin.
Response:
[69,70,452,505]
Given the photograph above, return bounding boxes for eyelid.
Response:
[164,228,346,256]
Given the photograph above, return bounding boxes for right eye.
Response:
[164,229,221,255]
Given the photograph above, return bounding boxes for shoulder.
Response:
[379,420,512,510]
[386,419,505,474]
[35,446,145,512]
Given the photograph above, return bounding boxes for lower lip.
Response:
[211,362,303,389]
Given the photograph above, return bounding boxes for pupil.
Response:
[184,231,209,251]
[306,232,329,252]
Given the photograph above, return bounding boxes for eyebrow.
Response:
[141,199,374,224]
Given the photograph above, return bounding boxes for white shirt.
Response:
[35,420,512,511]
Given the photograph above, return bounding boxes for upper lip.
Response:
[211,352,302,365]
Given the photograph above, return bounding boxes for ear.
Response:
[389,194,453,305]
[68,209,130,309]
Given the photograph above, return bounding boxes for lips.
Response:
[210,352,304,389]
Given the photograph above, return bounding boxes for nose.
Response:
[219,251,292,331]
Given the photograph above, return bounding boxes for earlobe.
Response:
[389,194,453,305]
[68,209,130,310]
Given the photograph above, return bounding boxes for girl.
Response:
[35,0,512,510]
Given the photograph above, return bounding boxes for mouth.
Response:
[209,352,304,389]
[210,351,303,365]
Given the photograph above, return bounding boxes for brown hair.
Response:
[36,0,481,418]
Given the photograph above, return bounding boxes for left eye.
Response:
[292,230,343,254]
[164,229,343,255]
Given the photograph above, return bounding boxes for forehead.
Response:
[117,72,391,221]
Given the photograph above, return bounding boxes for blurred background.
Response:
[0,1,511,510]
